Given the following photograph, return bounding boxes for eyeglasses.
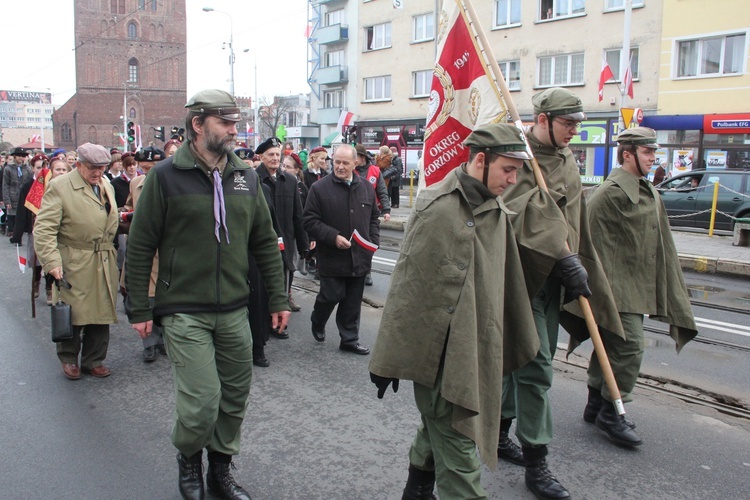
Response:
[83,164,107,172]
[554,118,582,132]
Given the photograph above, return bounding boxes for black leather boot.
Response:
[177,451,204,500]
[583,385,603,423]
[497,418,525,466]
[401,464,437,500]
[206,452,251,500]
[595,402,642,447]
[523,446,570,499]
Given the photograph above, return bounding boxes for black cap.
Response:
[256,137,282,155]
[234,147,255,160]
[134,146,166,162]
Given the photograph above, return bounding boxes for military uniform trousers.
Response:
[408,364,487,500]
[57,324,110,370]
[501,276,562,447]
[160,308,253,457]
[587,312,644,403]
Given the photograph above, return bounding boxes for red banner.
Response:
[24,168,51,215]
[422,0,508,186]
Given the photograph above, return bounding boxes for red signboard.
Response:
[703,113,750,134]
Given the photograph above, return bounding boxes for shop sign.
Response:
[703,114,750,134]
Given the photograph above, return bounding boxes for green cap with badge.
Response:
[532,87,585,121]
[616,127,660,149]
[185,89,241,122]
[464,123,532,160]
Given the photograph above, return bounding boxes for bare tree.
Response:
[257,96,296,141]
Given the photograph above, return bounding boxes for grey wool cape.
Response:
[369,168,540,469]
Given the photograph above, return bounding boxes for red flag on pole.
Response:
[422,0,509,186]
[24,168,51,215]
[623,62,634,99]
[598,57,615,102]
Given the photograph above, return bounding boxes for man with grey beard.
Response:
[126,89,290,500]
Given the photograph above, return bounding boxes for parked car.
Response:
[655,169,750,231]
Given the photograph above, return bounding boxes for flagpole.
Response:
[618,0,633,133]
[460,0,626,416]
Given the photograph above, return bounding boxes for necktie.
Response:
[212,169,229,244]
[93,185,101,200]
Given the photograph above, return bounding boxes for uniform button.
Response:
[447,306,455,313]
[457,263,466,270]
[466,221,474,227]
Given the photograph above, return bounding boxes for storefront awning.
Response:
[640,115,703,131]
[322,131,342,147]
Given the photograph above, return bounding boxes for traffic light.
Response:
[170,126,185,142]
[127,122,135,144]
[154,126,165,141]
[348,125,358,144]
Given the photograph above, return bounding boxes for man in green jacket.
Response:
[583,127,697,446]
[369,124,541,499]
[126,89,290,500]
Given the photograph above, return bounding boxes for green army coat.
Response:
[34,169,119,325]
[502,131,625,341]
[369,168,540,469]
[586,167,697,351]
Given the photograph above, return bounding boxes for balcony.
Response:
[316,65,348,85]
[316,24,348,45]
[317,107,342,125]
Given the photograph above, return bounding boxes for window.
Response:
[129,107,136,118]
[128,58,139,83]
[111,0,125,14]
[539,0,585,21]
[495,0,521,28]
[326,9,343,27]
[499,60,521,90]
[138,0,145,9]
[537,53,584,86]
[604,47,639,81]
[61,123,71,141]
[413,70,431,97]
[323,89,344,108]
[325,50,344,68]
[128,22,137,39]
[364,76,392,101]
[365,23,392,51]
[413,13,434,42]
[604,0,643,10]
[677,33,746,77]
[151,0,157,11]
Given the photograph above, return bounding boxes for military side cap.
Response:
[234,147,255,160]
[616,127,660,149]
[77,143,111,166]
[355,144,372,160]
[256,137,282,155]
[464,123,532,160]
[134,146,165,162]
[185,89,241,122]
[532,88,585,120]
[9,147,29,157]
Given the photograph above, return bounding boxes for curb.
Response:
[678,254,750,278]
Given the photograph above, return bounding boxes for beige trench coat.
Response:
[34,169,119,325]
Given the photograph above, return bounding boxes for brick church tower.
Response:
[53,0,187,152]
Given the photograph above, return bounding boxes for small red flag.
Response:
[623,64,634,99]
[598,58,615,102]
[351,229,378,253]
[17,244,27,273]
[24,168,51,215]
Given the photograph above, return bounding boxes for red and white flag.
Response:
[598,57,615,102]
[351,229,378,253]
[422,0,509,186]
[623,61,634,99]
[16,244,26,273]
[246,122,252,135]
[30,134,41,144]
[24,167,51,215]
[336,110,355,135]
[136,124,143,151]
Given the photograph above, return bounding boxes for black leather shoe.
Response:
[365,274,373,286]
[253,355,270,367]
[525,458,570,499]
[157,344,167,356]
[177,452,205,500]
[497,431,525,466]
[595,402,642,447]
[339,343,370,355]
[143,346,156,363]
[206,459,251,500]
[584,387,636,429]
[401,464,437,500]
[269,328,289,340]
[312,325,325,342]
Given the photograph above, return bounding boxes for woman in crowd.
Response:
[282,152,312,283]
[105,153,123,180]
[163,138,182,158]
[34,143,119,381]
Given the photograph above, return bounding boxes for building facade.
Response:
[0,90,55,150]
[53,0,187,152]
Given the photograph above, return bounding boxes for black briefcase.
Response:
[51,280,73,343]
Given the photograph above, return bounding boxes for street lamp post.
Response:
[243,49,259,149]
[203,7,235,96]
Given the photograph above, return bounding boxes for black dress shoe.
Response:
[312,326,325,342]
[253,356,270,367]
[143,346,157,362]
[525,458,570,499]
[269,328,289,339]
[365,274,373,286]
[497,431,525,466]
[177,452,205,500]
[206,457,251,500]
[339,343,370,355]
[595,402,642,447]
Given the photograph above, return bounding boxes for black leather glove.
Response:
[370,372,399,399]
[553,254,592,303]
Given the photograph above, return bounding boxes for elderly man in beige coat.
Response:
[35,143,119,380]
